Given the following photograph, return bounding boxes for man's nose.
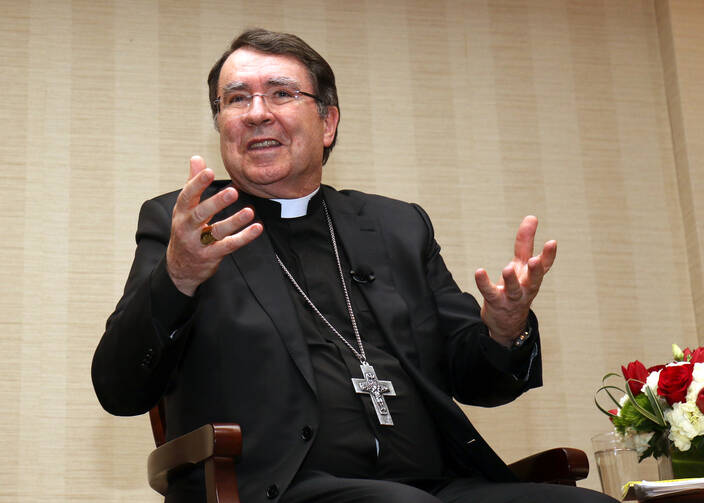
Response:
[244,95,273,125]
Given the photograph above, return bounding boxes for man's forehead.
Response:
[219,47,312,90]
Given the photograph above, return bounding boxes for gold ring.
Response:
[200,225,216,245]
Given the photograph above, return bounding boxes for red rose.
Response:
[622,360,649,396]
[690,348,704,364]
[608,408,618,422]
[648,364,666,373]
[697,389,704,415]
[657,363,694,405]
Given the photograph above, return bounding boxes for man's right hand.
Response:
[166,156,263,296]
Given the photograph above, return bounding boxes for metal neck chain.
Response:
[275,200,367,364]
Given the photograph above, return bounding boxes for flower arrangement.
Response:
[596,344,704,461]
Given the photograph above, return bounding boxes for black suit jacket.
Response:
[92,183,542,503]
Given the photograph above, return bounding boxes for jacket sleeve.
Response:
[91,196,197,416]
[413,203,542,407]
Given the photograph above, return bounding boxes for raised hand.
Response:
[166,156,263,296]
[474,216,556,347]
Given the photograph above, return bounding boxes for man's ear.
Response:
[322,106,339,147]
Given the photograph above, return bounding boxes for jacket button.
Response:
[266,484,279,499]
[300,425,314,441]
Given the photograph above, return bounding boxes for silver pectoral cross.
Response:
[351,363,396,426]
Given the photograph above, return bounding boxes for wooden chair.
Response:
[146,401,588,503]
[147,401,242,503]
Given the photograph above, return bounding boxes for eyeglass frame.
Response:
[213,89,323,115]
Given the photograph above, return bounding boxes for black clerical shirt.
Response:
[249,191,447,481]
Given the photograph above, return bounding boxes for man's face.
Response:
[216,48,339,199]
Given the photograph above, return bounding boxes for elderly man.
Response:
[92,29,614,503]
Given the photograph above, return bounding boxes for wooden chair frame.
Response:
[146,401,589,502]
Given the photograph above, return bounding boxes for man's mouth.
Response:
[248,139,281,150]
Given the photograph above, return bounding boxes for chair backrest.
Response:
[149,399,167,447]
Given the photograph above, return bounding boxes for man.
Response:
[92,29,614,503]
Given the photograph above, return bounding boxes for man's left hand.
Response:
[474,215,557,348]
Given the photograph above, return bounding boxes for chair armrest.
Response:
[508,447,589,485]
[147,422,242,499]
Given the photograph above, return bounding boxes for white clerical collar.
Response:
[271,187,320,219]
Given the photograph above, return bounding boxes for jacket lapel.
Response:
[214,194,317,396]
[322,187,419,363]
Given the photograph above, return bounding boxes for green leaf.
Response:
[643,384,666,426]
[601,373,627,408]
[612,393,661,433]
[594,392,620,421]
[596,384,626,409]
[623,377,666,426]
[644,431,670,461]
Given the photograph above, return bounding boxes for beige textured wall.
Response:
[1,0,701,499]
[656,0,704,343]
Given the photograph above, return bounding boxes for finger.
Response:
[540,239,557,273]
[514,215,538,263]
[206,206,254,240]
[475,268,499,302]
[525,241,556,291]
[215,222,263,253]
[501,265,523,301]
[190,187,239,227]
[177,166,215,211]
[526,256,544,291]
[188,155,207,180]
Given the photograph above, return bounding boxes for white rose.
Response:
[643,369,662,396]
[665,401,704,451]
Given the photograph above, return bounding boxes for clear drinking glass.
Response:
[592,431,641,499]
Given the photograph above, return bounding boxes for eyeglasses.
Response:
[214,88,321,114]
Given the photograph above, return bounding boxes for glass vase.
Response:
[656,451,673,480]
[656,436,704,479]
[671,441,704,478]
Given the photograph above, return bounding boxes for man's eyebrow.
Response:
[221,81,249,93]
[267,77,300,88]
[221,77,302,94]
